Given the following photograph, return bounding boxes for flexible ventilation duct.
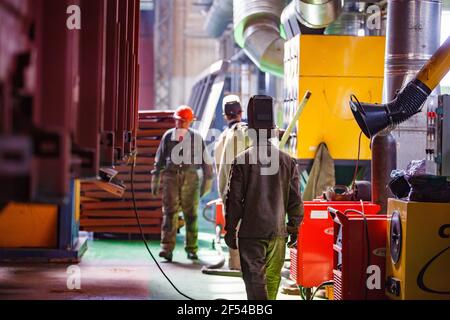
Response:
[233,0,286,77]
[216,0,343,76]
[350,0,443,213]
[282,0,343,39]
[297,0,343,29]
[382,0,441,209]
[204,0,233,38]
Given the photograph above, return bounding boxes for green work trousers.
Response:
[161,169,200,254]
[238,237,287,300]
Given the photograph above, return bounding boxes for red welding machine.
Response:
[330,207,387,300]
[290,201,381,290]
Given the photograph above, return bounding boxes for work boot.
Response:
[159,251,173,262]
[187,252,198,260]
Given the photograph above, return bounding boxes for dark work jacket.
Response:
[152,128,213,179]
[224,141,303,239]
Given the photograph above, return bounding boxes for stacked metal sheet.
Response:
[80,111,174,237]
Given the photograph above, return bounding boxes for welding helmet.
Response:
[247,95,276,130]
[222,95,242,116]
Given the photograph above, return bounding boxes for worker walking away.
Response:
[214,95,251,271]
[214,95,251,197]
[224,95,303,300]
[151,106,214,262]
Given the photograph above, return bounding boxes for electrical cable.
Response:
[131,149,307,301]
[307,130,364,301]
[301,133,364,301]
[299,289,305,301]
[310,281,335,301]
[351,131,364,191]
[299,286,306,301]
[130,151,195,301]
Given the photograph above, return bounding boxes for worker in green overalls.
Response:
[224,96,303,300]
[151,106,213,262]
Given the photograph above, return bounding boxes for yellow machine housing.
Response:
[0,203,58,248]
[284,35,386,159]
[386,199,450,300]
[0,180,81,249]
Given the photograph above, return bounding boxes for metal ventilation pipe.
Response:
[233,0,343,76]
[297,0,343,29]
[372,0,442,213]
[281,0,343,39]
[204,0,233,38]
[325,2,364,35]
[384,0,442,103]
[233,0,286,77]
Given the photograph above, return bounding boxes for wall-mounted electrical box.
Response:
[426,94,450,176]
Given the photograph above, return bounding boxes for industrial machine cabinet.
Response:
[0,180,86,262]
[426,94,450,176]
[290,201,381,288]
[283,35,385,159]
[331,209,387,300]
[386,199,450,300]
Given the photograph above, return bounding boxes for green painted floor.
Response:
[0,230,301,300]
[0,197,302,300]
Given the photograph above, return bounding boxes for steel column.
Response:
[154,0,174,110]
[102,0,120,166]
[33,0,80,202]
[76,0,107,178]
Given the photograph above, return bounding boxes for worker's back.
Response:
[225,141,303,239]
[215,122,251,199]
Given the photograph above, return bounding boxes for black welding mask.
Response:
[247,95,276,130]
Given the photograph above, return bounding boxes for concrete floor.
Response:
[0,231,301,300]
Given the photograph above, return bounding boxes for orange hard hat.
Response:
[174,105,196,122]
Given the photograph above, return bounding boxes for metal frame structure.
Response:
[154,0,174,110]
[0,0,141,261]
[188,60,229,132]
[0,180,87,262]
[76,0,107,178]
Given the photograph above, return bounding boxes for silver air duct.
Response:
[233,0,287,77]
[372,0,441,213]
[204,0,233,38]
[325,2,364,35]
[384,0,442,103]
[282,0,343,39]
[385,0,442,168]
[233,0,342,77]
[298,0,344,29]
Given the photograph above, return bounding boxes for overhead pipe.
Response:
[351,35,450,138]
[282,0,343,39]
[204,0,233,38]
[352,35,450,212]
[297,0,343,29]
[325,1,364,35]
[233,0,342,77]
[383,0,442,105]
[233,0,287,77]
[205,0,342,77]
[416,37,450,91]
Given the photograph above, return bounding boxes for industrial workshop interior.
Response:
[1,0,450,305]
